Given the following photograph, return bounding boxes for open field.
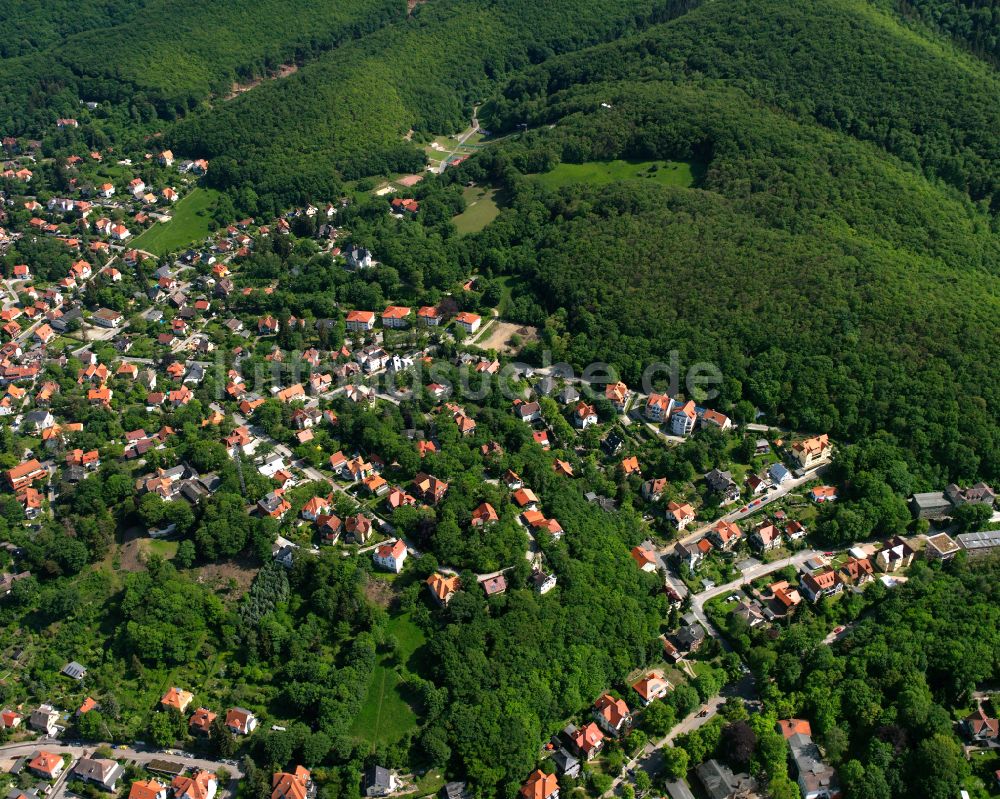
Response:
[453,186,500,235]
[532,159,703,189]
[131,187,221,256]
[351,612,426,748]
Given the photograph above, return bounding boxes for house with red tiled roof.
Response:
[172,771,217,799]
[631,671,672,705]
[471,502,499,527]
[188,707,216,735]
[962,707,1000,743]
[666,501,695,530]
[129,780,168,799]
[574,401,598,429]
[426,572,460,606]
[28,751,64,779]
[381,305,411,328]
[571,722,605,760]
[709,519,742,551]
[0,709,22,729]
[630,545,658,573]
[512,488,538,510]
[520,770,558,799]
[838,557,874,587]
[344,513,372,543]
[225,707,258,735]
[413,472,448,504]
[553,459,573,478]
[778,719,813,739]
[701,409,732,431]
[809,485,838,502]
[751,522,782,552]
[271,768,310,799]
[417,306,441,326]
[302,496,332,522]
[455,413,476,436]
[769,580,802,612]
[593,694,631,737]
[801,568,842,602]
[670,400,697,436]
[605,381,630,411]
[6,459,47,491]
[374,539,407,573]
[454,312,481,334]
[160,687,194,713]
[621,456,641,476]
[34,324,56,345]
[345,310,376,332]
[791,434,831,468]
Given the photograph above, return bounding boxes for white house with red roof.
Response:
[454,312,482,334]
[670,401,697,436]
[345,310,376,332]
[373,539,407,573]
[593,694,631,737]
[631,671,672,705]
[645,393,674,422]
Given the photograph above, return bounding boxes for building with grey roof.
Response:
[695,759,756,799]
[787,731,840,799]
[956,530,1000,558]
[910,491,951,520]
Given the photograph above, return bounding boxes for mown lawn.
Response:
[351,612,426,748]
[453,186,500,234]
[131,187,221,256]
[532,159,703,189]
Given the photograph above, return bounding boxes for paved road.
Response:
[688,549,819,634]
[670,462,829,549]
[602,675,757,798]
[0,739,243,778]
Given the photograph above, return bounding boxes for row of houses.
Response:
[344,306,482,334]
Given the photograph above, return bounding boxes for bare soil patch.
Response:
[194,556,259,601]
[225,64,298,99]
[476,320,539,354]
[365,577,395,608]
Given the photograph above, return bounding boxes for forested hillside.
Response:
[414,0,1000,485]
[746,557,1000,798]
[891,0,1000,66]
[0,0,406,135]
[0,0,147,57]
[167,0,697,214]
[489,0,1000,208]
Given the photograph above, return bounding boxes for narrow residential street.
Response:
[688,549,820,635]
[0,739,243,778]
[601,675,757,798]
[671,461,829,548]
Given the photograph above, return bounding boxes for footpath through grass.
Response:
[132,187,221,256]
[453,185,500,234]
[532,159,703,189]
[351,611,426,748]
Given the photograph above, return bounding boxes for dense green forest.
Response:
[443,71,1000,484]
[891,0,1000,66]
[0,0,406,136]
[167,0,697,214]
[739,556,1000,799]
[0,0,147,57]
[488,0,1000,209]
